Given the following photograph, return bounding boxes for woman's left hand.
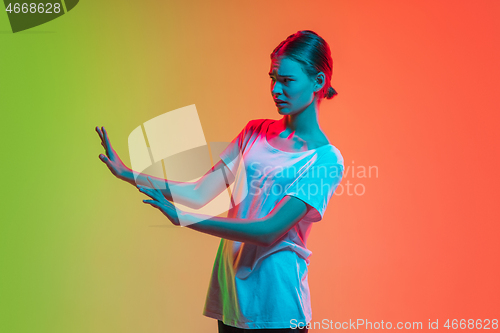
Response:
[138,177,182,226]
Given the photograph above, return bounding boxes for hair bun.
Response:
[326,86,338,99]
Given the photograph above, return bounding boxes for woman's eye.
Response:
[269,76,290,83]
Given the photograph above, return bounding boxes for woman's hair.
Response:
[271,30,338,100]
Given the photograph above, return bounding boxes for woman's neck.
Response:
[278,99,322,137]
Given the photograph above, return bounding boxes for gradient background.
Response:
[1,1,499,332]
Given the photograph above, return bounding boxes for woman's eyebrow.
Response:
[268,72,294,77]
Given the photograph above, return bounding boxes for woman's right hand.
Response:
[96,126,130,180]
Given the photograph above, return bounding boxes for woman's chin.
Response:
[277,107,293,115]
[276,105,288,114]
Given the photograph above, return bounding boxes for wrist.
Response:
[118,167,133,183]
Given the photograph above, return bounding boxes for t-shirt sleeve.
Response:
[219,119,259,177]
[284,151,344,222]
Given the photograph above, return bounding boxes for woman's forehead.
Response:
[270,57,304,76]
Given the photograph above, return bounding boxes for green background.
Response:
[0,2,220,332]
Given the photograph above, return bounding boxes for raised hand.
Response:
[96,126,130,180]
[138,176,181,226]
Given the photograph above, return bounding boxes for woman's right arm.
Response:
[121,159,234,209]
[96,126,234,210]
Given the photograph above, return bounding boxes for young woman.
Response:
[96,30,344,332]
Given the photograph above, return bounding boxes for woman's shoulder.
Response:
[245,118,272,128]
[242,118,273,134]
[317,143,344,168]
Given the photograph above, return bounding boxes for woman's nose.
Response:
[271,82,282,95]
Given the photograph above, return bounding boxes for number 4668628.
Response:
[5,3,61,14]
[444,319,498,330]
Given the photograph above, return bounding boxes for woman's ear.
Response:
[314,72,326,92]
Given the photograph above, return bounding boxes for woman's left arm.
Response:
[138,177,308,247]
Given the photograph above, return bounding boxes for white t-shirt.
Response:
[203,118,344,329]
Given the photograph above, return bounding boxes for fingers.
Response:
[138,185,160,201]
[143,198,179,226]
[96,127,108,152]
[102,126,112,150]
[143,200,160,208]
[99,154,108,163]
[95,126,103,141]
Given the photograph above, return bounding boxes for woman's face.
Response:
[269,56,320,116]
